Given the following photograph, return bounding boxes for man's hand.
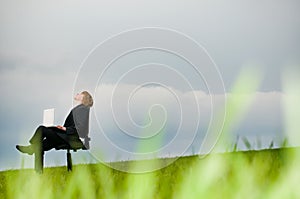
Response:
[56,125,66,131]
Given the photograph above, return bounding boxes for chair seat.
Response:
[55,137,90,151]
[55,144,88,151]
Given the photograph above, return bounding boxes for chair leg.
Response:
[67,149,72,171]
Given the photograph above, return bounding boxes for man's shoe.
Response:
[16,145,34,155]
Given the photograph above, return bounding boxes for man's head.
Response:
[74,91,93,107]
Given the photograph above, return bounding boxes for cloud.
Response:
[86,83,284,161]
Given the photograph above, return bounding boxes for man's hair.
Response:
[81,91,93,107]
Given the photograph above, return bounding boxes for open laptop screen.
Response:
[43,108,54,127]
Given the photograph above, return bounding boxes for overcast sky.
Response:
[0,0,299,171]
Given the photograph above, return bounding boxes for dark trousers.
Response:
[30,125,68,173]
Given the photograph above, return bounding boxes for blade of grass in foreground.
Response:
[200,66,262,155]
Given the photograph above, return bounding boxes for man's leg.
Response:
[17,126,60,154]
[29,125,47,144]
[34,149,43,174]
[29,126,66,173]
[42,136,67,151]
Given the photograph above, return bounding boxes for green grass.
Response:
[1,147,299,199]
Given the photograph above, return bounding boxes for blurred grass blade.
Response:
[203,66,262,154]
[242,136,251,150]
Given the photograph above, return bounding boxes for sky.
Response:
[0,0,299,171]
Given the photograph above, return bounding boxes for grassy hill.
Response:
[1,148,299,199]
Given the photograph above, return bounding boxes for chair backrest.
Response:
[83,137,91,150]
[72,105,91,149]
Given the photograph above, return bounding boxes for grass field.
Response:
[1,147,299,199]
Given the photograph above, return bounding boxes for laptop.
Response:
[43,108,55,127]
